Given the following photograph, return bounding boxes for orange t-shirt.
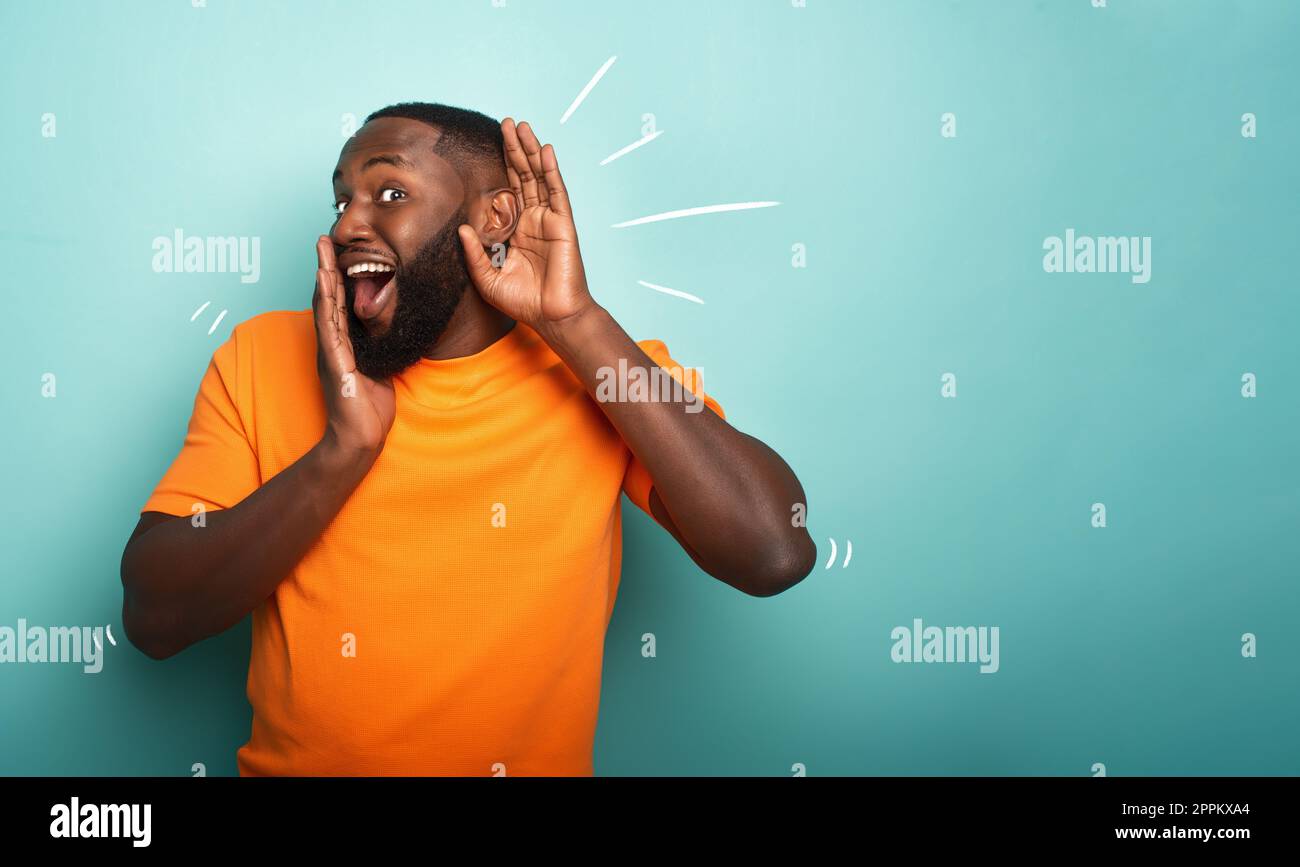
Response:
[141,309,723,776]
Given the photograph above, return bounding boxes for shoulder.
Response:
[205,309,313,384]
[206,310,317,422]
[230,308,313,346]
[219,309,313,362]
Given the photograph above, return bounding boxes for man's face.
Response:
[330,117,471,379]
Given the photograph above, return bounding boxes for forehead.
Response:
[333,116,463,194]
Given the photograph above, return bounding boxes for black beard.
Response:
[344,207,470,380]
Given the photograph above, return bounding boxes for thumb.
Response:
[458,225,498,292]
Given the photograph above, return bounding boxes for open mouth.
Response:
[343,262,397,322]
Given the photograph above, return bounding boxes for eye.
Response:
[332,200,348,217]
[378,188,406,203]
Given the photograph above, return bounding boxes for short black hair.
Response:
[364,101,504,185]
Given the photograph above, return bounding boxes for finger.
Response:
[315,267,342,343]
[329,268,354,364]
[515,121,551,209]
[314,258,355,379]
[505,162,524,205]
[502,117,540,207]
[501,119,524,201]
[320,238,350,344]
[331,267,349,342]
[314,266,337,356]
[539,143,573,219]
[316,235,339,274]
[313,266,328,327]
[457,224,498,292]
[502,138,524,202]
[314,238,336,319]
[329,284,358,382]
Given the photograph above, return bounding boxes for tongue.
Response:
[352,273,393,320]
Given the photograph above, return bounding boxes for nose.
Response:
[330,202,376,249]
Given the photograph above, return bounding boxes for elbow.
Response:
[126,615,182,661]
[121,596,180,661]
[120,558,181,662]
[738,533,818,598]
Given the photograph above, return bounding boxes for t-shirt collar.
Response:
[394,320,548,410]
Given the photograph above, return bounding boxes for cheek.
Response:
[387,213,444,260]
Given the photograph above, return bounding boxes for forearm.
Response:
[541,304,815,589]
[121,437,375,658]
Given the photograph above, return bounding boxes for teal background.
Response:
[1,0,1296,776]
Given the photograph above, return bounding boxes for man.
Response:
[121,102,816,776]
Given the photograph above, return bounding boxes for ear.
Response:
[469,187,521,247]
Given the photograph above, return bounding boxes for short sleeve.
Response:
[620,339,725,519]
[140,328,261,517]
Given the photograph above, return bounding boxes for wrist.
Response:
[536,301,607,354]
[315,430,381,480]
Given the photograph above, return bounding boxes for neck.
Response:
[424,286,516,361]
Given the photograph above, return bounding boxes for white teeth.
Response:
[345,262,394,277]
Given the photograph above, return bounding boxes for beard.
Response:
[344,205,470,380]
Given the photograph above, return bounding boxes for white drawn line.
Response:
[600,130,663,166]
[106,624,116,646]
[824,538,838,570]
[612,201,781,229]
[561,55,617,125]
[190,301,211,321]
[207,309,228,335]
[637,280,704,305]
[843,540,853,569]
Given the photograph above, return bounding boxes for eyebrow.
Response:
[332,153,416,183]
